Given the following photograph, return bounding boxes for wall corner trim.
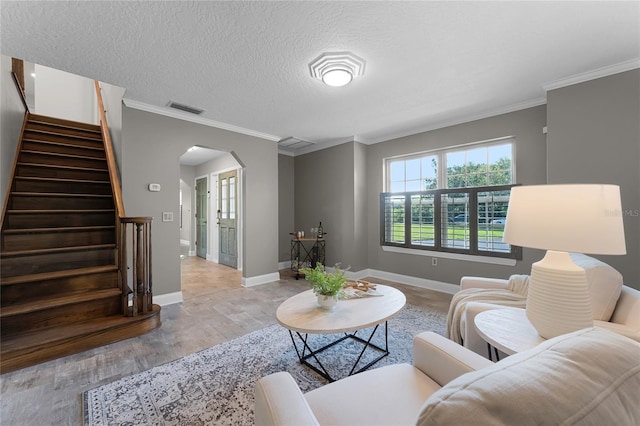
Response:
[242,272,282,287]
[154,291,184,306]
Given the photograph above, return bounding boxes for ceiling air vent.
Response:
[167,101,205,115]
[278,137,315,150]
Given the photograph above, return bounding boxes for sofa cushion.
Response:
[305,363,440,426]
[417,328,640,426]
[570,253,623,321]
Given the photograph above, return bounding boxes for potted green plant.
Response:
[299,262,348,309]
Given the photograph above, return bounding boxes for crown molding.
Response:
[122,98,281,142]
[361,97,547,146]
[542,59,640,92]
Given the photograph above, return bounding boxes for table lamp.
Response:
[503,184,626,339]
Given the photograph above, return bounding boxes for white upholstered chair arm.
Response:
[413,331,493,387]
[594,321,640,343]
[460,276,509,291]
[254,371,320,426]
[609,286,640,328]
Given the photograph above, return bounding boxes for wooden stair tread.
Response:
[16,162,109,173]
[10,192,112,198]
[1,288,122,317]
[0,305,160,353]
[28,114,102,132]
[7,208,115,214]
[21,149,106,162]
[3,225,115,234]
[22,138,104,151]
[24,128,102,142]
[0,265,118,286]
[1,243,116,258]
[14,176,111,185]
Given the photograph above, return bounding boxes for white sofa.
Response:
[255,328,640,426]
[459,278,640,358]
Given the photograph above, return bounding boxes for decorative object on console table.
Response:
[503,184,626,339]
[317,221,324,239]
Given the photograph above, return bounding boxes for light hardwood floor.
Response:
[0,256,452,425]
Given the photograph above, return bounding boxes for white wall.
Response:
[34,64,97,124]
[99,81,126,174]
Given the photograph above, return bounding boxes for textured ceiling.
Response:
[2,1,639,153]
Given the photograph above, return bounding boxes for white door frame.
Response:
[193,174,209,259]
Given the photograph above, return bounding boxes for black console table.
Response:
[290,238,326,279]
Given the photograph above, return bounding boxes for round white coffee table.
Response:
[474,308,545,360]
[277,284,406,381]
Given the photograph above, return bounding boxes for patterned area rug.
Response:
[83,304,446,425]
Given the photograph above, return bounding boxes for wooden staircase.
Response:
[1,113,160,374]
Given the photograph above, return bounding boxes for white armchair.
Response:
[459,278,640,358]
[255,332,492,426]
[255,328,640,425]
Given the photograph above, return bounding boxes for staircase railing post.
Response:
[119,218,129,315]
[120,217,153,317]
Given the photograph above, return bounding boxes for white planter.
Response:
[317,294,338,310]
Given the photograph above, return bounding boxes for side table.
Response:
[474,308,545,361]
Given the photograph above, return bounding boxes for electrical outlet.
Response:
[431,258,437,266]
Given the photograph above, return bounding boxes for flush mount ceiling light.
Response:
[309,51,366,87]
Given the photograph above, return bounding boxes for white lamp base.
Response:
[526,250,593,339]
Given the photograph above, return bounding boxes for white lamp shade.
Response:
[503,184,626,255]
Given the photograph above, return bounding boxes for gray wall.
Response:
[121,107,279,296]
[1,55,26,211]
[278,154,295,263]
[366,106,548,285]
[295,142,369,271]
[547,69,640,286]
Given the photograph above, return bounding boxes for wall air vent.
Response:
[167,101,205,115]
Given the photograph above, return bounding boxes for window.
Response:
[381,138,520,259]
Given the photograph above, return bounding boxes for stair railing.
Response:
[94,81,154,316]
[120,217,153,316]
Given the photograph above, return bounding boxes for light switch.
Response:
[148,183,161,192]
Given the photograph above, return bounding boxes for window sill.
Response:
[381,245,517,266]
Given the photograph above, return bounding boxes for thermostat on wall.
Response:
[148,183,161,192]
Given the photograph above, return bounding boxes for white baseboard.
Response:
[188,250,196,256]
[338,268,458,295]
[180,239,190,246]
[153,291,184,306]
[242,272,282,287]
[296,265,459,295]
[278,261,291,270]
